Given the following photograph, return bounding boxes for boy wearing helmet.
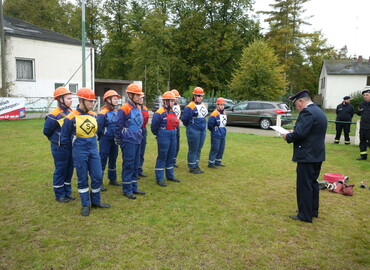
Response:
[207,98,227,168]
[138,94,149,178]
[151,91,180,187]
[182,87,208,174]
[171,89,181,167]
[97,90,121,191]
[61,88,110,216]
[43,87,75,203]
[115,83,146,199]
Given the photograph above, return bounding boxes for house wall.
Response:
[5,36,94,97]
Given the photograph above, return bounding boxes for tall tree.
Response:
[229,40,287,101]
[263,0,311,93]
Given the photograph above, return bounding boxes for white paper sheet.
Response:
[270,125,289,134]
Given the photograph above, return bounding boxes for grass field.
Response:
[0,119,369,270]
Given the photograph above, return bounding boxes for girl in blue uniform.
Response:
[61,88,110,216]
[207,98,227,168]
[115,83,145,199]
[151,91,180,187]
[182,87,208,174]
[97,90,121,191]
[43,87,75,203]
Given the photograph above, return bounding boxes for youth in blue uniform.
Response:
[182,87,208,174]
[356,89,370,160]
[282,90,327,223]
[97,90,121,191]
[138,95,149,178]
[171,89,182,168]
[43,87,74,203]
[115,83,145,199]
[61,88,110,216]
[334,96,354,145]
[207,98,227,168]
[151,91,180,187]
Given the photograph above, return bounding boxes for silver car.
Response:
[225,101,292,129]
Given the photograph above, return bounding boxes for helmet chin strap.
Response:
[58,96,70,109]
[129,93,139,105]
[79,99,88,113]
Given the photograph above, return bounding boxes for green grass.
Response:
[0,119,369,270]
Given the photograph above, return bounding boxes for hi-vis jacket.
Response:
[115,100,143,144]
[141,105,149,129]
[207,110,227,138]
[61,106,98,148]
[182,101,208,131]
[151,107,180,136]
[43,105,72,145]
[97,107,118,139]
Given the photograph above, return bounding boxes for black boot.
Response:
[81,206,90,216]
[109,179,121,186]
[356,154,368,160]
[91,202,111,208]
[100,184,107,191]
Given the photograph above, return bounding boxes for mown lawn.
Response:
[0,119,369,270]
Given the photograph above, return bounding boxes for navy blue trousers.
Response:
[51,143,73,199]
[99,136,118,181]
[138,128,147,174]
[186,128,206,169]
[121,142,140,194]
[208,136,226,166]
[296,162,322,223]
[155,130,176,181]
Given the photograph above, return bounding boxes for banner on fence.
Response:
[0,97,26,120]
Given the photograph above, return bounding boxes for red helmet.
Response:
[193,87,205,96]
[104,90,120,101]
[171,89,181,97]
[162,91,176,100]
[126,83,144,95]
[77,88,95,101]
[216,97,226,104]
[54,87,71,100]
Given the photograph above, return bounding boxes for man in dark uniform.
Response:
[356,89,370,160]
[334,96,354,145]
[282,90,327,223]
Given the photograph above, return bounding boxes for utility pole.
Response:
[0,0,6,96]
[81,0,86,87]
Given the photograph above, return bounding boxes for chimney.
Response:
[358,55,363,63]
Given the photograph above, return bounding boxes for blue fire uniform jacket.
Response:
[207,109,227,138]
[115,100,143,145]
[43,105,72,145]
[182,101,208,131]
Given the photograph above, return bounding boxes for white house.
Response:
[318,57,370,109]
[0,15,94,98]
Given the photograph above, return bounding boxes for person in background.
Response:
[43,87,75,203]
[61,88,110,216]
[282,90,327,223]
[356,89,370,160]
[97,90,121,192]
[138,94,149,178]
[182,87,208,174]
[334,96,354,145]
[207,98,227,168]
[151,91,180,187]
[115,83,146,199]
[171,89,181,168]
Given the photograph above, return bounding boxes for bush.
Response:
[350,90,365,113]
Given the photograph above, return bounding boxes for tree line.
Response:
[4,0,350,101]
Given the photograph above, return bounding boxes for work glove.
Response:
[114,137,121,146]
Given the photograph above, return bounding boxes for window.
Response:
[69,83,78,93]
[16,58,35,80]
[262,103,275,109]
[321,77,325,89]
[248,103,262,110]
[367,76,370,86]
[55,83,64,89]
[234,103,247,111]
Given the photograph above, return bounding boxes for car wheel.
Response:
[259,118,271,130]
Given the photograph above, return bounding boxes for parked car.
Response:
[225,101,292,129]
[151,96,188,113]
[203,97,236,112]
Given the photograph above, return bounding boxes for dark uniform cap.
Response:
[343,96,350,100]
[362,89,370,95]
[289,90,309,103]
